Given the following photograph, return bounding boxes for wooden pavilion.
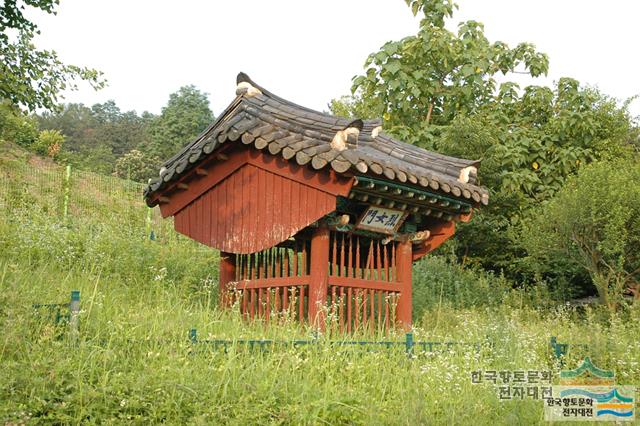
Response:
[144,73,489,331]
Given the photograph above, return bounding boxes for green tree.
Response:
[90,101,151,157]
[114,149,160,182]
[521,159,640,309]
[440,80,637,280]
[146,85,214,160]
[33,129,64,158]
[328,95,381,120]
[0,102,38,147]
[351,0,548,147]
[0,0,105,111]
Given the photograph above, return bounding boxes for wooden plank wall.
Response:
[174,164,336,254]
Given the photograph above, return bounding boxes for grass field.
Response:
[1,144,638,424]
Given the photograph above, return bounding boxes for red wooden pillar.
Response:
[219,252,236,308]
[396,240,413,330]
[308,225,330,329]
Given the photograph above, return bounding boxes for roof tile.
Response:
[144,73,489,207]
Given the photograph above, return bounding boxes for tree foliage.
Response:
[440,79,637,279]
[0,0,105,111]
[37,102,155,175]
[0,102,38,147]
[35,85,213,181]
[520,160,640,309]
[114,149,160,182]
[145,85,214,161]
[351,0,548,139]
[33,128,64,158]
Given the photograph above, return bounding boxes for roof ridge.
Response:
[237,72,355,122]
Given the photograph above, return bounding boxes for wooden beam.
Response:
[395,240,413,330]
[412,220,456,262]
[219,252,236,308]
[308,226,330,330]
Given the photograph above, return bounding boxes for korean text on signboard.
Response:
[356,206,407,234]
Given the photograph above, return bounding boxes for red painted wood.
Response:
[377,290,382,330]
[369,289,374,331]
[339,287,345,333]
[265,288,271,323]
[235,276,310,289]
[362,291,366,330]
[156,148,246,217]
[391,244,396,282]
[346,287,352,333]
[339,234,345,277]
[155,147,353,218]
[301,242,308,276]
[385,295,390,332]
[283,284,289,312]
[292,243,299,277]
[173,164,339,254]
[413,220,456,261]
[355,237,361,279]
[331,234,337,276]
[331,286,337,325]
[354,289,360,330]
[347,235,353,278]
[298,287,305,322]
[284,250,290,278]
[375,241,382,281]
[247,149,353,198]
[308,226,330,329]
[219,252,235,308]
[242,289,248,317]
[395,241,413,330]
[249,289,255,319]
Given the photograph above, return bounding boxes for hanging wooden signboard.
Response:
[356,205,408,234]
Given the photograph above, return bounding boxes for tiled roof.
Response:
[144,73,489,206]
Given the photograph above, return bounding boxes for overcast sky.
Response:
[31,0,640,119]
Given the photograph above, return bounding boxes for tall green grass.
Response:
[1,147,639,424]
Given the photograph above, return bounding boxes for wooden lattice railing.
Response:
[230,241,311,322]
[327,233,400,333]
[226,231,407,333]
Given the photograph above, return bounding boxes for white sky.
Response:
[32,0,640,119]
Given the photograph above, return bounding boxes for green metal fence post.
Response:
[550,336,568,366]
[405,332,414,357]
[69,290,80,343]
[189,328,197,344]
[63,164,71,219]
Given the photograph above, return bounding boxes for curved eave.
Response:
[144,73,489,208]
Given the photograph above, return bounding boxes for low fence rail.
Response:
[189,328,486,355]
[31,293,588,360]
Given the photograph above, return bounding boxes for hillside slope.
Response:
[1,143,639,424]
